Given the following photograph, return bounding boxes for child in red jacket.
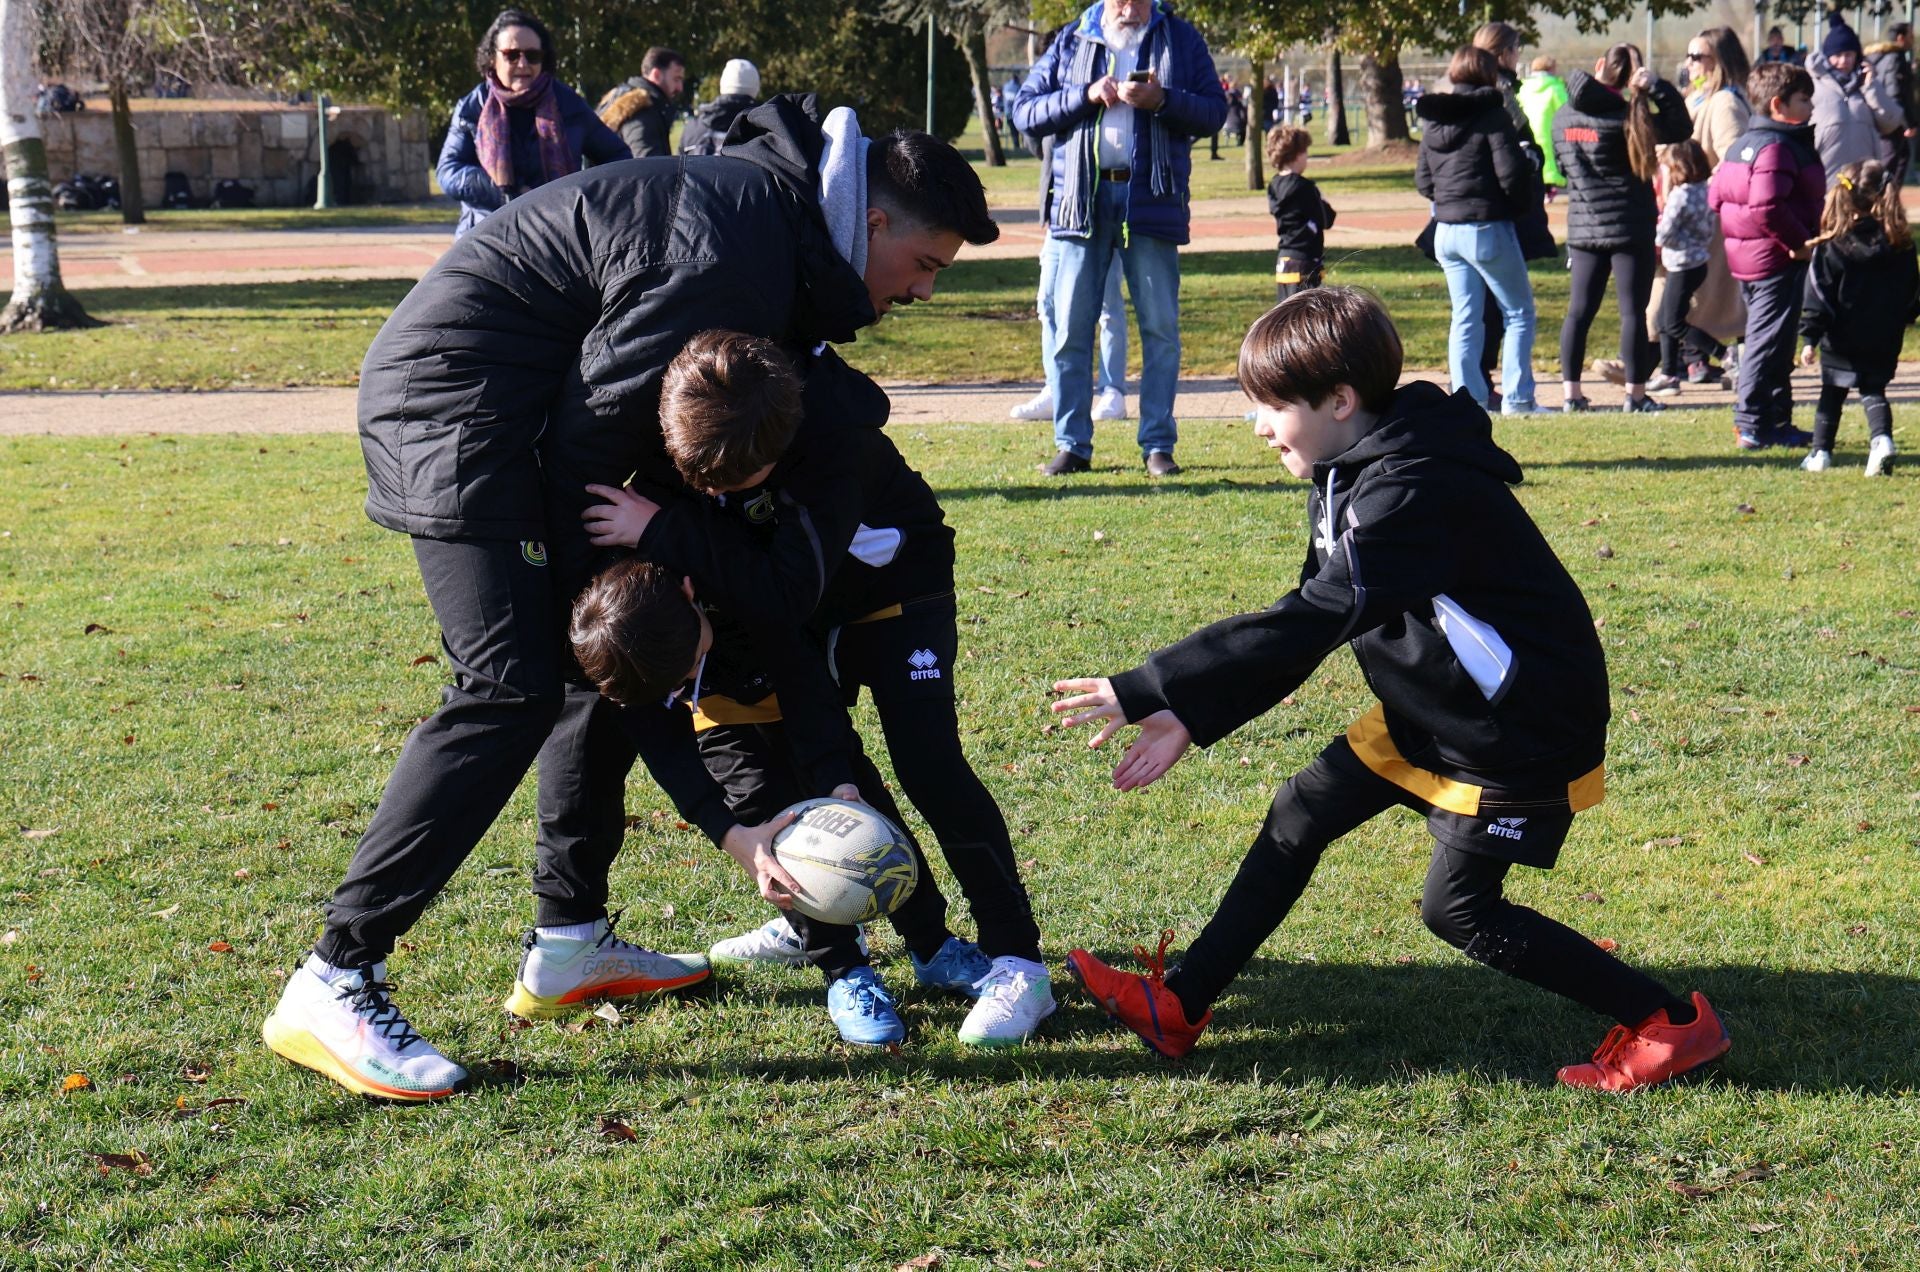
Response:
[1709,61,1826,451]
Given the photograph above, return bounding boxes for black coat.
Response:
[1266,171,1335,260]
[679,93,759,156]
[1415,86,1532,223]
[357,95,875,547]
[1801,221,1920,387]
[1110,382,1610,831]
[1552,71,1691,250]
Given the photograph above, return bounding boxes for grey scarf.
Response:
[1055,10,1177,236]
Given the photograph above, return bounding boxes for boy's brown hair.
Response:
[570,559,703,706]
[1263,123,1310,171]
[659,330,803,491]
[1237,287,1403,413]
[1530,55,1557,74]
[1748,62,1813,118]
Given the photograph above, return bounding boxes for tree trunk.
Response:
[1328,48,1351,146]
[962,25,1004,166]
[1,0,99,332]
[110,79,146,226]
[1244,60,1259,189]
[1357,48,1411,145]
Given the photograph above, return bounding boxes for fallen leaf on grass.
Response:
[180,1064,210,1084]
[895,1255,944,1271]
[471,1058,523,1085]
[595,1114,638,1142]
[1593,938,1619,952]
[1595,544,1614,559]
[1580,517,1601,527]
[1784,754,1811,768]
[62,1073,93,1094]
[409,655,438,666]
[232,869,251,881]
[1578,892,1605,904]
[1735,502,1756,515]
[171,1096,248,1121]
[1642,836,1685,850]
[592,1002,623,1026]
[1746,1223,1784,1234]
[1669,1181,1710,1198]
[206,941,233,954]
[89,1150,152,1177]
[1,929,16,945]
[1743,852,1766,867]
[22,828,57,840]
[83,623,112,635]
[149,904,180,920]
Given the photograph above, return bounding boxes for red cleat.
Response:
[1557,992,1730,1092]
[1066,929,1211,1059]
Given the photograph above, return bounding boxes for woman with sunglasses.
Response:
[437,8,626,238]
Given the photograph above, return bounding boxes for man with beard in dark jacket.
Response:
[599,46,685,158]
[1051,289,1731,1093]
[260,96,998,1102]
[680,59,762,156]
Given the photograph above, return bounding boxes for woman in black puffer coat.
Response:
[1417,46,1541,413]
[1552,42,1691,411]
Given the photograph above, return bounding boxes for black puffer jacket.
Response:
[1800,221,1920,387]
[1415,86,1532,223]
[1552,70,1691,250]
[1111,382,1610,821]
[357,95,875,544]
[679,93,758,156]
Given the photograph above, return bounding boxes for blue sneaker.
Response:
[911,936,993,998]
[827,966,904,1047]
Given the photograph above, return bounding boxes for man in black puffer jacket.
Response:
[261,94,998,1103]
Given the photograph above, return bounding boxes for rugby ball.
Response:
[771,797,919,925]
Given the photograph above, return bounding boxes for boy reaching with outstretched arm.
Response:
[1050,288,1730,1092]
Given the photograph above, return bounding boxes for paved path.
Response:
[13,364,1920,436]
[2,190,1454,290]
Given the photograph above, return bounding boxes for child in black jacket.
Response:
[581,333,1054,1047]
[1052,289,1730,1092]
[1798,158,1917,476]
[1264,125,1336,300]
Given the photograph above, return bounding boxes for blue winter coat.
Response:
[437,80,627,237]
[1011,0,1226,244]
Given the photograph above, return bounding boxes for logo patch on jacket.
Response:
[743,491,777,524]
[1564,127,1600,144]
[1486,816,1527,841]
[521,540,547,567]
[907,648,942,681]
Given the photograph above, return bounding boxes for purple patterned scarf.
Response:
[476,72,575,191]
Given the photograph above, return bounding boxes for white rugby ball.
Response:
[771,797,919,925]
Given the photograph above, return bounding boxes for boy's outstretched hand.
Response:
[583,483,660,547]
[1052,677,1194,792]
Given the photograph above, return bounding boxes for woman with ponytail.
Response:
[1552,43,1691,411]
[1796,159,1917,475]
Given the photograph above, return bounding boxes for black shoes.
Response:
[1039,450,1092,476]
[1145,451,1182,477]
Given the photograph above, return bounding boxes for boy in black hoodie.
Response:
[1264,125,1336,300]
[1052,289,1730,1092]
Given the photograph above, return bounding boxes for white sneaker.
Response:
[1092,386,1127,420]
[957,955,1057,1048]
[1801,448,1832,472]
[1008,390,1053,421]
[1865,434,1896,477]
[503,914,710,1019]
[262,960,467,1101]
[709,914,868,966]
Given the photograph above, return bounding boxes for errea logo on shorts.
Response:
[1486,816,1527,841]
[907,649,943,681]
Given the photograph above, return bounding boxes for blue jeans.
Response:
[1434,220,1536,410]
[1038,240,1126,393]
[1047,182,1181,458]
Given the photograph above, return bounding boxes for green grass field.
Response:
[3,411,1918,1267]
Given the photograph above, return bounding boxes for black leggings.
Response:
[1656,262,1715,375]
[1812,378,1894,451]
[1166,737,1675,1029]
[1561,243,1658,385]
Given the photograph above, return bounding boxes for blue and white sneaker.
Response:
[911,936,993,998]
[827,966,904,1047]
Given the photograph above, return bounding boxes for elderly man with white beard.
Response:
[1014,0,1227,478]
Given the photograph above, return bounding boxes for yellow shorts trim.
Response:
[1344,704,1606,815]
[691,692,782,732]
[848,603,904,625]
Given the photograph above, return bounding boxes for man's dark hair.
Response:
[642,46,685,76]
[1237,287,1403,414]
[571,560,702,706]
[1748,61,1814,113]
[660,330,804,491]
[475,9,554,80]
[866,130,999,246]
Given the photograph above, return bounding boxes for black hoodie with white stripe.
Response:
[1111,381,1610,796]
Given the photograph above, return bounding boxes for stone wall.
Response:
[38,102,434,207]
